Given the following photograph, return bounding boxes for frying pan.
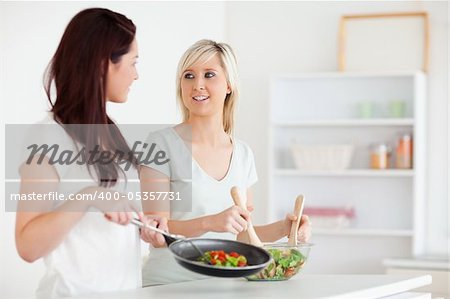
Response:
[131,219,271,278]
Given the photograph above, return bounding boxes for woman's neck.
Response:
[185,116,230,146]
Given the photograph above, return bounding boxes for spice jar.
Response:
[370,143,391,169]
[395,133,413,169]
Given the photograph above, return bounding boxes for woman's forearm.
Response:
[252,220,286,243]
[15,186,108,262]
[236,221,286,244]
[167,215,213,238]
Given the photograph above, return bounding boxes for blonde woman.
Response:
[140,40,311,286]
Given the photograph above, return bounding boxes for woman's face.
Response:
[180,54,231,119]
[106,38,139,103]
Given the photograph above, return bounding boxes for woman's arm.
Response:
[140,165,208,238]
[253,220,289,243]
[168,206,248,237]
[140,166,249,240]
[253,215,311,243]
[16,159,90,262]
[16,157,144,262]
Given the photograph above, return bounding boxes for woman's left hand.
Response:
[284,214,312,242]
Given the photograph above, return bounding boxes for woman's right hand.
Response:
[208,205,250,235]
[103,209,141,226]
[140,215,169,248]
[82,186,141,226]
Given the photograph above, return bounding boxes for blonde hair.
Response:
[176,39,239,135]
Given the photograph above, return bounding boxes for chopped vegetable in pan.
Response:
[198,250,248,267]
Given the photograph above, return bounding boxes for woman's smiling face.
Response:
[180,54,231,118]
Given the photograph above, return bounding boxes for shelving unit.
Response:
[268,71,426,274]
[274,169,415,177]
[273,118,415,127]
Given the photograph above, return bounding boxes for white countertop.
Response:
[71,274,432,299]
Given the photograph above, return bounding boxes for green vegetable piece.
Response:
[227,256,238,266]
[237,255,247,264]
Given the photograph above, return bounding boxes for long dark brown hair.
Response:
[45,8,137,186]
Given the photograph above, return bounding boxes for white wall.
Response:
[421,0,450,258]
[0,2,225,298]
[1,1,448,298]
[225,1,449,256]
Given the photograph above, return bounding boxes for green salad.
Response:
[247,248,306,280]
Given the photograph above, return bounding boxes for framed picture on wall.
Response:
[338,12,429,72]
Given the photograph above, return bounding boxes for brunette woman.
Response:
[15,8,166,298]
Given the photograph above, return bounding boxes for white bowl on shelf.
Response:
[290,144,354,170]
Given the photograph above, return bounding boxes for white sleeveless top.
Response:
[141,127,257,286]
[30,114,142,298]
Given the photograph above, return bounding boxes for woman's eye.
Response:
[184,73,194,79]
[205,72,215,78]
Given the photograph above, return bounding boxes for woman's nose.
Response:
[194,78,205,90]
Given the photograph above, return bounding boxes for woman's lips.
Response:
[192,95,209,102]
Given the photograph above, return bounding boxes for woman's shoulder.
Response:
[34,112,68,138]
[144,127,181,154]
[25,112,69,146]
[233,138,255,160]
[233,138,252,150]
[145,126,176,141]
[36,111,59,125]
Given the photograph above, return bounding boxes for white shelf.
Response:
[273,118,414,127]
[273,70,424,80]
[274,169,415,177]
[314,228,414,237]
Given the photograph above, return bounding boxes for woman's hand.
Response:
[82,187,141,226]
[283,214,312,242]
[140,215,169,248]
[103,206,142,226]
[208,205,250,235]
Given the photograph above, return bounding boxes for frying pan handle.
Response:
[162,234,177,246]
[130,218,178,246]
[230,186,263,248]
[287,195,305,246]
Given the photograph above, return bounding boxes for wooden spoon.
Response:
[287,195,305,246]
[230,186,264,247]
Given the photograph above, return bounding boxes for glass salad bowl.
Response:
[245,242,312,281]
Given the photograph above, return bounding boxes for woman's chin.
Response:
[107,97,128,104]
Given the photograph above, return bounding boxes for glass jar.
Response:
[370,143,391,169]
[395,133,413,169]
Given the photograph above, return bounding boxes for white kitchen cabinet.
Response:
[268,71,427,274]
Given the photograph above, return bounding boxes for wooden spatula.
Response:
[230,186,263,247]
[287,195,305,246]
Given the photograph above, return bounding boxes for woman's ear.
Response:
[227,85,232,95]
[101,59,111,77]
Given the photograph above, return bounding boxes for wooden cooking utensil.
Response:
[230,186,263,247]
[287,195,305,246]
